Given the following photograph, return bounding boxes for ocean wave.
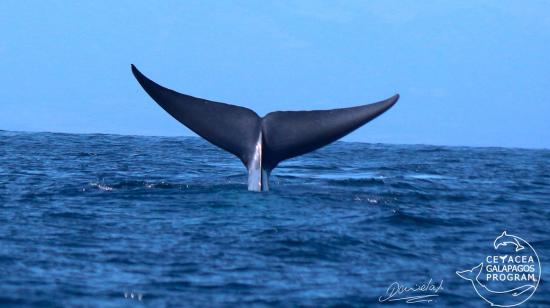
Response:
[1,131,548,306]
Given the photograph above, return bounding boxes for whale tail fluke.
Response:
[456,263,483,282]
[131,64,262,167]
[131,64,399,191]
[261,94,398,170]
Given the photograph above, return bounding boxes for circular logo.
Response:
[456,231,541,307]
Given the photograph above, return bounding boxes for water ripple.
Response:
[0,131,549,306]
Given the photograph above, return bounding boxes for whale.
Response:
[131,64,399,191]
[456,263,535,306]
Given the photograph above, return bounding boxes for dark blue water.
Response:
[1,130,548,307]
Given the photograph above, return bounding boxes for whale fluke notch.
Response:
[131,64,399,191]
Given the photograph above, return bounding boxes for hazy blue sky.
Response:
[1,1,549,148]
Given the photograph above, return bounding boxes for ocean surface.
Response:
[0,130,548,307]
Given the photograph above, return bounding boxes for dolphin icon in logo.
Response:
[131,65,398,191]
[494,231,525,252]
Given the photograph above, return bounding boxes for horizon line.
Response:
[1,128,548,151]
